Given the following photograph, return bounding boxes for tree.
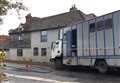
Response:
[0,0,9,15]
[0,0,28,24]
[0,0,28,15]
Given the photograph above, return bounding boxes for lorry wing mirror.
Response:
[51,42,53,49]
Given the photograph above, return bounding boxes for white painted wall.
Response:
[8,48,32,61]
[8,29,59,63]
[30,29,59,62]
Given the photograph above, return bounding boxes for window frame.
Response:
[33,47,39,56]
[105,18,112,29]
[41,48,47,56]
[89,18,112,32]
[89,23,96,32]
[41,31,47,42]
[96,20,104,31]
[17,48,23,56]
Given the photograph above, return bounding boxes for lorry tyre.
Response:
[50,58,61,68]
[96,60,108,73]
[50,61,56,69]
[54,58,63,69]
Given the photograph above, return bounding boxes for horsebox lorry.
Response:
[50,10,120,73]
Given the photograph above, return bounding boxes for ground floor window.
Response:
[17,48,23,56]
[41,48,47,56]
[33,47,39,56]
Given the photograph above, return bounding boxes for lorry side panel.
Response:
[89,19,96,65]
[106,11,120,66]
[96,17,105,56]
[83,22,89,56]
[104,14,113,56]
[89,19,96,57]
[77,23,83,57]
[63,10,120,67]
[113,11,120,55]
[78,22,91,66]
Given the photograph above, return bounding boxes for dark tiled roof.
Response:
[9,10,96,34]
[29,10,87,31]
[86,13,96,20]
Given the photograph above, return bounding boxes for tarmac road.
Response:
[2,63,120,83]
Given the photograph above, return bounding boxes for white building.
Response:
[8,7,95,63]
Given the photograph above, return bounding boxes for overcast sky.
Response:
[0,0,120,35]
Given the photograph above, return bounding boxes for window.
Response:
[105,18,112,29]
[41,48,47,56]
[18,35,23,41]
[33,47,39,56]
[96,20,104,31]
[89,23,96,32]
[41,31,47,42]
[58,29,60,40]
[17,48,23,56]
[89,18,112,32]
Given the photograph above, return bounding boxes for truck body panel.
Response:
[51,10,120,70]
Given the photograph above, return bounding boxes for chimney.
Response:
[69,4,78,12]
[25,13,32,24]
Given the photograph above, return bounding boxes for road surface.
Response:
[2,63,120,83]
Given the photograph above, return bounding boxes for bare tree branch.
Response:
[0,0,28,15]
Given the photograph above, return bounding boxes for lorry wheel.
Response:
[50,58,62,69]
[54,58,63,69]
[96,60,108,73]
[50,61,56,69]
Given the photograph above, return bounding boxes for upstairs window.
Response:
[41,31,47,42]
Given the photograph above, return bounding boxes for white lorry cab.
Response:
[50,10,120,73]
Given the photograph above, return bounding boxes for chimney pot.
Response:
[70,4,78,12]
[25,13,32,24]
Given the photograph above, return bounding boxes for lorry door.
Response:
[71,29,77,56]
[66,31,72,56]
[66,29,77,57]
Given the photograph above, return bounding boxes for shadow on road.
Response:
[54,65,120,83]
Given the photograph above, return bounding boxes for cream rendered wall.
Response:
[31,29,59,62]
[23,48,32,59]
[8,48,32,61]
[8,49,17,61]
[8,29,59,62]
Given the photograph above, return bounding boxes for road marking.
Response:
[5,73,80,83]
